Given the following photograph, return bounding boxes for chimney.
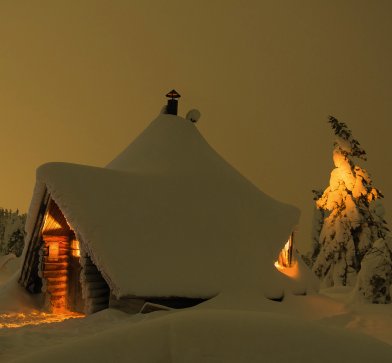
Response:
[165,89,181,115]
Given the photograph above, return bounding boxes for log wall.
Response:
[80,255,110,314]
[19,189,50,292]
[68,252,85,313]
[40,235,70,311]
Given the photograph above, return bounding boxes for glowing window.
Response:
[70,239,80,257]
[48,243,59,261]
[275,233,294,269]
[274,233,299,278]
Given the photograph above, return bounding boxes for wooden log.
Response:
[58,248,70,255]
[20,240,42,286]
[46,286,67,294]
[80,255,111,314]
[42,270,68,278]
[82,274,104,283]
[43,256,69,263]
[50,294,67,302]
[42,245,69,255]
[46,281,67,286]
[82,260,97,268]
[45,276,68,286]
[43,279,66,288]
[46,281,67,288]
[45,283,65,290]
[86,287,110,299]
[51,295,66,301]
[50,292,67,298]
[43,262,69,271]
[19,189,48,285]
[42,235,69,244]
[84,281,109,290]
[42,241,70,249]
[82,265,100,274]
[42,248,70,257]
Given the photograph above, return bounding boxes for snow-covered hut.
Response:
[19,104,304,315]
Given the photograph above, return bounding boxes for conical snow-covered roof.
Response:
[26,113,301,298]
[106,113,237,175]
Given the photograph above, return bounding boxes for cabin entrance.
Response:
[40,201,84,313]
[274,232,299,279]
[275,232,294,269]
[19,195,110,315]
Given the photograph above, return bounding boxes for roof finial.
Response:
[165,89,181,115]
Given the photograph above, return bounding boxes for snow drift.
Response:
[9,309,392,363]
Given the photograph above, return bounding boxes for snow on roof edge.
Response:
[22,181,46,262]
[43,179,120,297]
[23,166,120,296]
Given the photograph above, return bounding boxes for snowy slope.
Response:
[2,304,392,363]
[25,114,302,299]
[1,275,391,363]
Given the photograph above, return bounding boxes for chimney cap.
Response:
[166,89,181,99]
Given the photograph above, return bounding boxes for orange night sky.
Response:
[1,0,391,252]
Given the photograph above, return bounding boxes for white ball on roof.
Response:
[186,109,201,123]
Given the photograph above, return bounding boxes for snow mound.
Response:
[0,275,41,313]
[10,309,392,363]
[0,255,19,282]
[352,236,392,303]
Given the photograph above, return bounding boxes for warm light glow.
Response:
[42,213,63,234]
[48,242,59,261]
[274,233,299,278]
[71,239,80,257]
[274,260,299,278]
[0,311,84,329]
[276,236,293,268]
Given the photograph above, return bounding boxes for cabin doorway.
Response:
[40,201,84,313]
[19,196,110,315]
[276,232,294,269]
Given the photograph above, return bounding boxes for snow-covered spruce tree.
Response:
[354,236,392,303]
[302,189,324,268]
[5,227,25,257]
[0,208,26,257]
[312,116,390,291]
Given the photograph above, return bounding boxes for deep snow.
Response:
[1,259,392,362]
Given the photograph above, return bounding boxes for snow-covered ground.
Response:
[1,257,392,362]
